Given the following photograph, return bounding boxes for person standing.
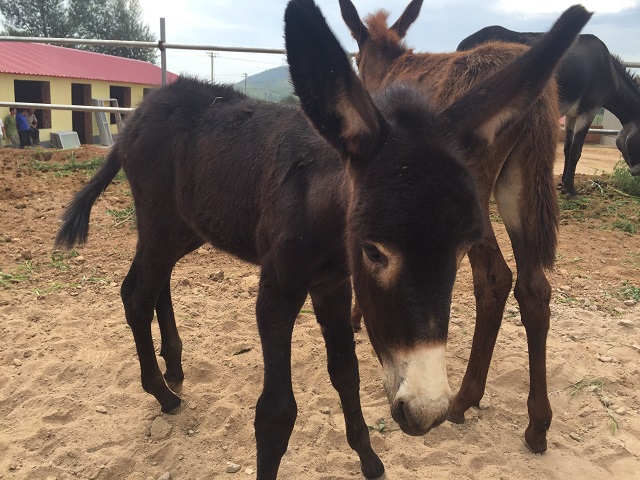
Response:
[27,109,39,145]
[0,116,5,146]
[4,108,19,148]
[16,109,32,149]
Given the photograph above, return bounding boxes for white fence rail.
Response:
[1,23,636,141]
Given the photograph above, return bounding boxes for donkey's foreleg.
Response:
[514,266,552,454]
[122,254,181,413]
[449,237,512,424]
[156,281,184,393]
[254,266,308,480]
[561,110,597,196]
[310,278,384,479]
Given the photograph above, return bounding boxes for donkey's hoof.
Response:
[160,394,182,414]
[560,184,578,197]
[523,427,547,454]
[166,378,184,394]
[361,452,385,479]
[447,410,465,424]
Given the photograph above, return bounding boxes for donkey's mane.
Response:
[611,54,640,91]
[364,10,411,55]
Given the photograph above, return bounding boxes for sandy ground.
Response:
[0,143,639,480]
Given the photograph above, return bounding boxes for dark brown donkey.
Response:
[340,0,588,454]
[56,0,589,477]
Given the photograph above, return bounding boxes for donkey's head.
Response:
[616,124,640,176]
[285,0,590,435]
[339,0,423,91]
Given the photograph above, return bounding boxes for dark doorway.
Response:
[72,83,93,144]
[14,80,51,128]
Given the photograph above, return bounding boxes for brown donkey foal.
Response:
[56,0,589,477]
[340,0,584,453]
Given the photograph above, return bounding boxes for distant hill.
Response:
[233,66,294,101]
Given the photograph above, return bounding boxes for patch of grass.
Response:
[612,219,637,234]
[560,196,591,211]
[622,252,640,268]
[26,155,106,176]
[557,297,577,304]
[106,204,134,221]
[106,204,135,228]
[620,281,640,302]
[489,213,503,224]
[0,271,30,285]
[48,251,79,271]
[567,378,604,397]
[610,160,640,197]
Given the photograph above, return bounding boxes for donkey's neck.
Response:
[604,62,640,125]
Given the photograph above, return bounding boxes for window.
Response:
[14,80,51,128]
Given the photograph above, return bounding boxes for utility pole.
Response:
[206,52,218,83]
[243,73,248,94]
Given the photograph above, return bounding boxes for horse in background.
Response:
[339,0,591,454]
[458,26,640,196]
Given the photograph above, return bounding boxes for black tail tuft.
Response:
[54,147,122,249]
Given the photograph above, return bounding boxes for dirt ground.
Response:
[0,143,638,480]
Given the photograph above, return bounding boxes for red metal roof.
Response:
[0,42,177,85]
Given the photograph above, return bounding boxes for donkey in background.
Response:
[339,0,591,454]
[458,26,640,196]
[56,0,590,477]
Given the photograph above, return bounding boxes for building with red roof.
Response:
[0,42,178,146]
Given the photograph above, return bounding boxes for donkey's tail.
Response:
[55,145,122,249]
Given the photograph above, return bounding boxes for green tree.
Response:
[0,0,156,63]
[68,0,157,64]
[0,0,69,38]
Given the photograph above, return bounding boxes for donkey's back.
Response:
[57,77,345,264]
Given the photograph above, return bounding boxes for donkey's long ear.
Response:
[286,0,382,162]
[390,0,424,38]
[440,5,592,144]
[339,0,369,47]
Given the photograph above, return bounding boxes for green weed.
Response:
[567,378,603,397]
[620,281,640,302]
[612,219,637,234]
[368,418,387,433]
[610,160,640,197]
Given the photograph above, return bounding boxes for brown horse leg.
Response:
[254,262,308,480]
[513,262,552,453]
[449,235,513,423]
[311,277,384,479]
[121,251,181,413]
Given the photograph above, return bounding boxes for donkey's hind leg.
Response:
[449,230,512,424]
[156,239,205,393]
[121,234,196,413]
[310,276,384,479]
[493,149,556,453]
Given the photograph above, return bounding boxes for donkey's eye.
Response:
[362,243,385,264]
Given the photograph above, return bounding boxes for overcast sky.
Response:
[138,0,640,83]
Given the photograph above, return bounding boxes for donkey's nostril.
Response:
[391,400,409,427]
[391,400,426,436]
